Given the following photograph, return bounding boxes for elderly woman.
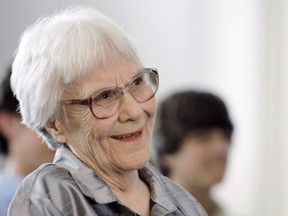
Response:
[8,7,207,216]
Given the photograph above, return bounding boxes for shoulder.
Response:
[9,163,84,215]
[10,163,76,207]
[15,163,73,197]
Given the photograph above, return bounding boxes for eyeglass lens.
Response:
[91,69,158,118]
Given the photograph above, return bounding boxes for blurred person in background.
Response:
[154,90,234,216]
[0,65,55,216]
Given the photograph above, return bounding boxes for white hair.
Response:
[11,6,141,148]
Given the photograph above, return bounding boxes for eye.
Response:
[92,89,117,106]
[131,75,144,87]
[100,91,111,99]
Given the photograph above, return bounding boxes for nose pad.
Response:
[119,83,137,102]
[121,84,130,94]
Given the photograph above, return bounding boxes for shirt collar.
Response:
[139,163,178,212]
[53,144,117,203]
[54,144,177,212]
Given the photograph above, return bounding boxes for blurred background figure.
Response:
[0,65,55,216]
[154,90,234,216]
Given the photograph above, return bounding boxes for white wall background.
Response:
[0,0,287,215]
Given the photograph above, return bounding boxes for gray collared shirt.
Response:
[8,145,207,216]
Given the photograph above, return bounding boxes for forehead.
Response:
[63,62,141,99]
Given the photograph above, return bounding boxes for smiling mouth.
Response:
[111,131,142,141]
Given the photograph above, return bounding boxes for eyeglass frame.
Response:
[61,68,159,119]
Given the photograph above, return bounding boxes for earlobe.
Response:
[45,119,67,144]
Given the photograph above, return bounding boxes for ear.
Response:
[44,118,67,144]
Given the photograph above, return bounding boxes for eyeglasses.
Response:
[61,68,159,119]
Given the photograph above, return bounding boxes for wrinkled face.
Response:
[59,62,156,175]
[166,128,230,190]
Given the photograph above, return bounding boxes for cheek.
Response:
[67,117,115,168]
[183,151,201,168]
[63,106,98,149]
[84,117,116,153]
[143,97,157,117]
[64,100,89,119]
[179,146,206,171]
[150,97,157,116]
[144,97,157,127]
[64,104,95,132]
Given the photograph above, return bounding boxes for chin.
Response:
[210,175,225,184]
[124,152,150,171]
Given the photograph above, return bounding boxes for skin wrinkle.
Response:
[86,109,150,191]
[72,96,152,192]
[61,82,94,132]
[57,61,155,195]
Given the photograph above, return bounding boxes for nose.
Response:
[118,92,143,122]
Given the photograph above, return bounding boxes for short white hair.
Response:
[11,6,141,148]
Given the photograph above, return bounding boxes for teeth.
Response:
[114,134,132,138]
[112,132,139,139]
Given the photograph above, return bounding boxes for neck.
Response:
[104,168,140,193]
[113,173,151,216]
[72,148,151,215]
[99,165,151,215]
[100,167,151,216]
